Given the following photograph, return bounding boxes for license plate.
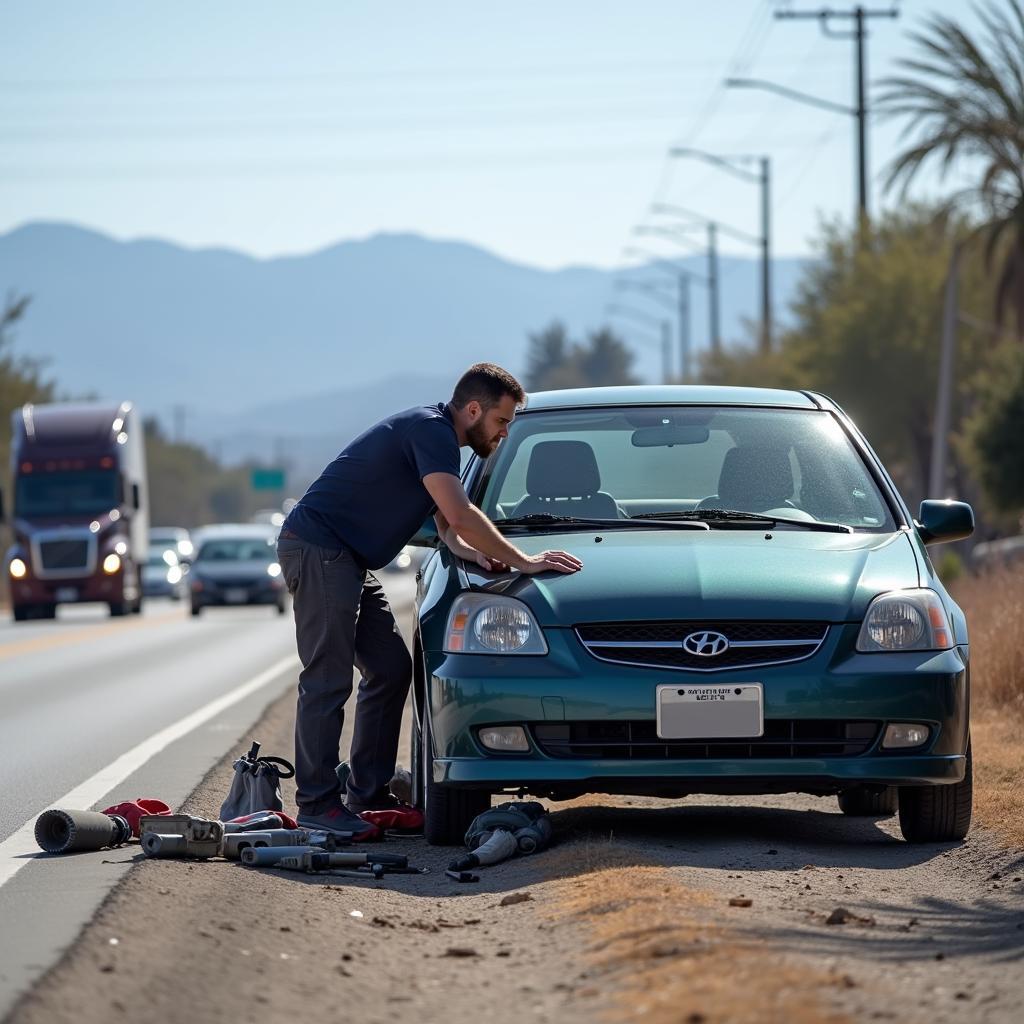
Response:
[224,589,249,604]
[55,587,78,603]
[656,683,764,739]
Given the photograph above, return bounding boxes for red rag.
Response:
[359,807,424,831]
[102,800,170,839]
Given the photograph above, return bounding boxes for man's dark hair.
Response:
[450,363,526,411]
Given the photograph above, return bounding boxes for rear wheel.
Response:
[420,711,490,846]
[898,739,973,843]
[838,785,898,817]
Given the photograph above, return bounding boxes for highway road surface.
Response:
[0,572,417,1019]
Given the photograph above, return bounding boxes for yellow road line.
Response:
[0,608,186,663]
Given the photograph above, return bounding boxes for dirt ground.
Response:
[8,681,1024,1024]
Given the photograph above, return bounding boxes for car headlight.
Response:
[444,594,548,654]
[9,557,28,579]
[166,566,182,584]
[102,553,122,574]
[856,589,953,652]
[267,562,282,578]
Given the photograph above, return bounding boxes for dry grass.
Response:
[951,566,1024,844]
[952,565,1024,717]
[550,867,853,1024]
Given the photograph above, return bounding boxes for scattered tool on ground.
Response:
[34,809,132,854]
[141,814,223,859]
[449,801,553,873]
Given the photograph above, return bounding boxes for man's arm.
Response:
[424,473,581,575]
[433,509,505,569]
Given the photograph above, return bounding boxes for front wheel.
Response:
[838,785,898,817]
[420,711,490,846]
[898,739,973,843]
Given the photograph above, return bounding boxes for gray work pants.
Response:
[276,534,412,813]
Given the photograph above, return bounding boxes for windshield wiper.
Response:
[495,513,707,531]
[630,509,853,534]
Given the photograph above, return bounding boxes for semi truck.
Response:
[2,401,149,621]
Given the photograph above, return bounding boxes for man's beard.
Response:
[467,419,499,458]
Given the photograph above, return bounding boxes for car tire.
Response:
[898,738,973,843]
[109,602,129,617]
[837,785,898,817]
[190,604,202,617]
[12,605,29,622]
[276,599,286,616]
[420,711,490,846]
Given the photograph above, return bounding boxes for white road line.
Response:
[0,653,299,890]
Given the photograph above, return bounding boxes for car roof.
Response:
[522,385,822,412]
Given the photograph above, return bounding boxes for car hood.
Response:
[462,528,920,625]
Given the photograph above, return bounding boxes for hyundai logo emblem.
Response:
[682,630,730,657]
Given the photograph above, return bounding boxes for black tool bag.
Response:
[219,741,295,822]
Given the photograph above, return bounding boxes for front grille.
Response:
[575,620,828,671]
[533,720,879,760]
[39,538,89,571]
[32,533,96,579]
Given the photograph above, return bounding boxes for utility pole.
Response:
[660,321,672,384]
[669,149,772,351]
[772,5,899,220]
[760,156,771,351]
[678,273,692,379]
[929,244,961,498]
[622,246,700,379]
[708,223,720,354]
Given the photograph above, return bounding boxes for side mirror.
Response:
[409,515,440,547]
[132,482,141,510]
[917,499,974,545]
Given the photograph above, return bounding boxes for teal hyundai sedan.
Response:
[409,386,974,845]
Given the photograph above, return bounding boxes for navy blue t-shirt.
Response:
[283,403,460,569]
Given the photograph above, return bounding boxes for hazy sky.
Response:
[0,1,985,268]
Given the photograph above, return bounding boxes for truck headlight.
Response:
[856,589,953,652]
[9,558,28,579]
[102,553,122,575]
[444,594,548,655]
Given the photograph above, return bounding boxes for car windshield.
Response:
[474,406,895,531]
[146,549,175,567]
[15,469,119,518]
[195,538,275,562]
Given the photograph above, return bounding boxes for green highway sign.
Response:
[251,468,286,490]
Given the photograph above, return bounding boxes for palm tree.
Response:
[877,0,1024,338]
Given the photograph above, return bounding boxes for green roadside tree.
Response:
[878,0,1024,338]
[523,322,639,391]
[701,208,992,505]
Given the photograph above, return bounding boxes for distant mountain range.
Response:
[0,222,811,488]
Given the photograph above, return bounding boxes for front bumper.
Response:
[423,624,969,798]
[11,570,127,606]
[191,578,284,607]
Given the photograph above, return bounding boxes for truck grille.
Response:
[532,720,879,760]
[34,533,96,578]
[575,620,829,671]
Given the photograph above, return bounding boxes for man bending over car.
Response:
[277,362,583,837]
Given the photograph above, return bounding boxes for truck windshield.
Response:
[15,470,119,518]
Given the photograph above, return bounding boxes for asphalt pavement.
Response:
[0,571,418,1019]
